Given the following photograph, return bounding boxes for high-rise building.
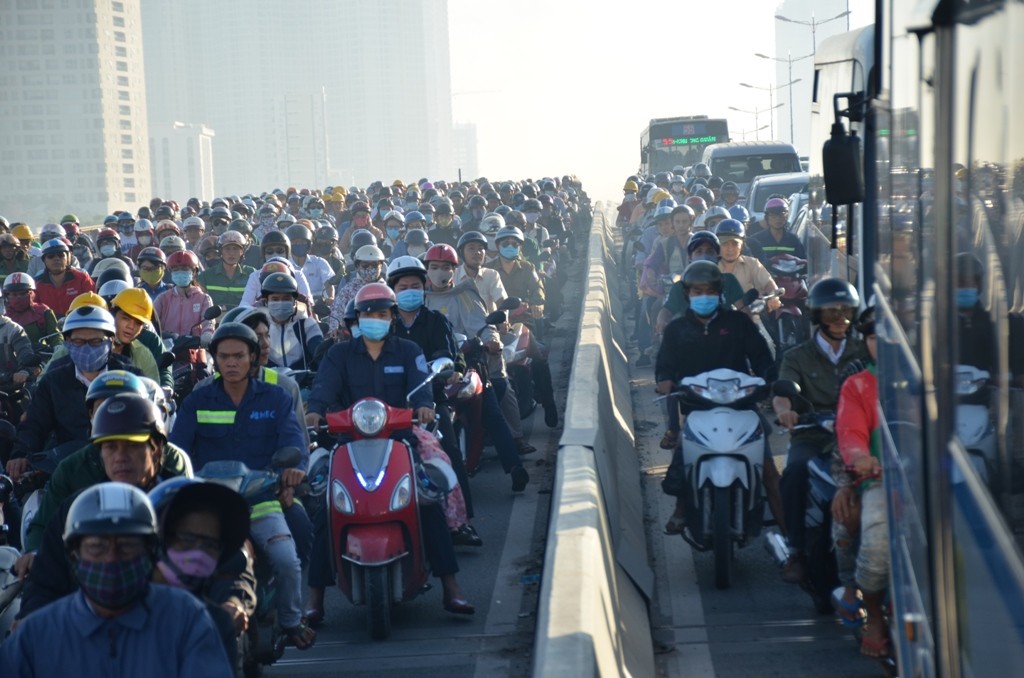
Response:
[149,122,215,203]
[142,0,457,196]
[452,122,479,182]
[773,0,851,154]
[0,0,152,226]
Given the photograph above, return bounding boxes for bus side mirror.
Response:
[822,92,865,205]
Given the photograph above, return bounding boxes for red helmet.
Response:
[97,228,120,242]
[166,250,199,270]
[424,243,458,265]
[684,196,707,213]
[354,282,397,312]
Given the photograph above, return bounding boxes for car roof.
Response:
[748,171,809,187]
[703,141,799,157]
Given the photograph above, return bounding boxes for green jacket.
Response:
[198,261,255,310]
[779,331,869,439]
[23,441,192,552]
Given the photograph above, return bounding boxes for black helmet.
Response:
[456,230,487,253]
[96,266,133,289]
[260,271,299,297]
[522,198,542,213]
[209,322,260,361]
[220,305,271,330]
[686,230,721,256]
[466,194,486,209]
[227,218,252,237]
[314,225,338,243]
[148,478,250,562]
[349,229,377,251]
[260,229,290,256]
[808,278,860,327]
[343,299,358,327]
[404,228,429,247]
[64,481,157,549]
[955,252,984,285]
[285,224,311,243]
[681,260,724,294]
[90,393,167,445]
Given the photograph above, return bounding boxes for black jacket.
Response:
[11,353,142,460]
[391,307,466,402]
[656,306,775,384]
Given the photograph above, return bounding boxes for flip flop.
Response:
[285,621,317,650]
[833,591,866,628]
[664,515,686,535]
[860,631,891,659]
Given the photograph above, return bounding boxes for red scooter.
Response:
[322,358,456,640]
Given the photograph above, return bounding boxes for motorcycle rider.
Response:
[714,218,781,323]
[750,197,806,266]
[454,230,535,456]
[286,224,335,302]
[33,238,96,318]
[2,271,59,348]
[197,231,255,310]
[656,261,784,534]
[487,226,559,427]
[5,306,143,480]
[304,283,476,615]
[260,272,323,370]
[428,199,461,247]
[238,231,314,306]
[1,482,232,677]
[772,278,868,583]
[328,244,386,334]
[109,288,173,389]
[338,202,381,253]
[170,322,315,650]
[135,247,173,299]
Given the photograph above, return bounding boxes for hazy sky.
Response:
[448,0,873,201]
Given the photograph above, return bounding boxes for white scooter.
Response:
[953,364,995,483]
[662,368,769,589]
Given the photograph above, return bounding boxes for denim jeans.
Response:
[250,510,304,629]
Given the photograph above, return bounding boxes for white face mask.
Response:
[428,268,453,288]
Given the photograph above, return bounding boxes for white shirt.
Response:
[454,264,507,312]
[239,266,312,307]
[815,331,847,365]
[295,254,335,299]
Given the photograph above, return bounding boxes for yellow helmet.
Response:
[623,180,639,192]
[68,291,108,312]
[647,188,672,205]
[111,287,153,324]
[332,185,346,196]
[392,179,405,188]
[11,224,33,241]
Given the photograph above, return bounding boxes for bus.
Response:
[639,116,729,175]
[811,4,1024,677]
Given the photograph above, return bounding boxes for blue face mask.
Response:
[500,245,520,260]
[689,294,719,317]
[423,214,433,225]
[309,208,323,218]
[171,270,193,287]
[359,317,391,341]
[349,325,363,339]
[386,227,401,240]
[68,339,111,372]
[396,288,424,312]
[291,243,310,257]
[956,287,979,309]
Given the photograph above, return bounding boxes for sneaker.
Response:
[511,465,529,492]
[781,554,806,584]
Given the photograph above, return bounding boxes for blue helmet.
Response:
[714,218,746,240]
[728,204,750,223]
[657,197,677,210]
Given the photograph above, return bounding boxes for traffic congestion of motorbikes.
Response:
[620,167,895,672]
[0,178,591,676]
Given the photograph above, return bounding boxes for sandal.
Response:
[660,430,680,450]
[664,514,686,535]
[285,621,317,650]
[859,622,891,658]
[833,591,866,629]
[303,607,325,627]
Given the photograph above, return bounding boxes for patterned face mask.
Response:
[73,552,153,609]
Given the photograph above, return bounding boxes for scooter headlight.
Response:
[692,377,756,404]
[331,479,355,514]
[390,473,412,511]
[352,399,388,437]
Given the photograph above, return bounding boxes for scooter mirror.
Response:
[771,379,802,399]
[429,357,455,375]
[485,310,507,326]
[741,288,760,307]
[204,305,223,321]
[270,446,303,469]
[158,351,175,370]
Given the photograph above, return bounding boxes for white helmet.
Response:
[354,244,385,263]
[385,255,427,281]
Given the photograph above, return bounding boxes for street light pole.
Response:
[729,103,783,141]
[774,9,851,55]
[739,79,801,141]
[753,52,813,145]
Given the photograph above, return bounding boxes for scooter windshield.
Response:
[349,439,394,492]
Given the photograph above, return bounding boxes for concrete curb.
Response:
[534,206,654,677]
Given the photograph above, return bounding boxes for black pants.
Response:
[780,435,830,552]
[422,502,458,577]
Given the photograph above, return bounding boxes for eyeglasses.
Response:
[79,536,146,560]
[819,306,856,323]
[264,247,287,256]
[67,337,109,348]
[767,211,789,219]
[172,530,223,555]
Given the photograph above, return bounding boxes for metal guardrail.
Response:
[533,205,654,677]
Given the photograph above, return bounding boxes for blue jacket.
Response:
[1,585,231,678]
[170,377,307,472]
[307,335,432,415]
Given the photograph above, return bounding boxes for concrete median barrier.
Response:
[534,205,654,677]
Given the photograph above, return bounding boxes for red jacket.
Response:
[33,267,95,318]
[835,365,879,467]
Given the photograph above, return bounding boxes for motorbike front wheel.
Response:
[713,485,734,590]
[365,565,392,640]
